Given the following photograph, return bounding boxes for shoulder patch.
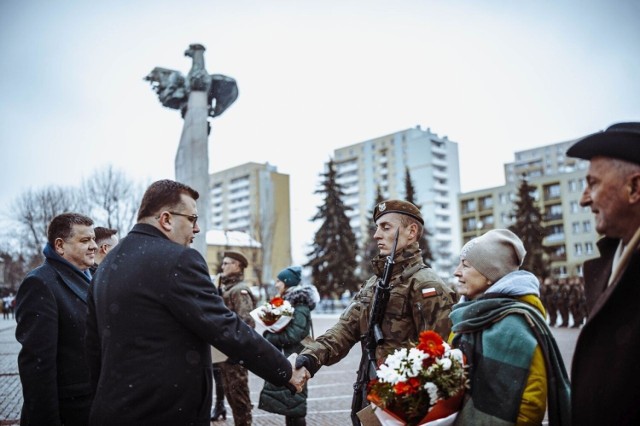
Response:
[421,287,437,298]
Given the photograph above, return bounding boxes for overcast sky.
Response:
[1,0,639,265]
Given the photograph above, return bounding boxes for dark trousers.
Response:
[220,361,252,426]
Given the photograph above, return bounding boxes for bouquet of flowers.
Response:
[367,330,468,426]
[250,296,295,334]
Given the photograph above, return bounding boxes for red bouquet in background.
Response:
[250,296,294,334]
[367,331,468,426]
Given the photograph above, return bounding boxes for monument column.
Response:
[176,91,210,255]
[145,44,238,258]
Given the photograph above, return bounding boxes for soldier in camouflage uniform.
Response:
[568,276,586,328]
[557,277,571,327]
[218,250,257,426]
[296,200,457,424]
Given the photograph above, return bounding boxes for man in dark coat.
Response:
[567,122,640,425]
[85,179,309,426]
[15,212,98,425]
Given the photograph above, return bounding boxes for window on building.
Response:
[570,201,580,213]
[462,199,476,214]
[572,222,580,234]
[480,215,494,227]
[545,204,563,221]
[547,224,565,242]
[479,196,493,210]
[553,245,566,258]
[568,179,578,192]
[585,242,594,254]
[582,221,592,233]
[574,243,583,255]
[463,217,477,232]
[544,183,561,200]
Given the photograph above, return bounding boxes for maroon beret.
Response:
[373,199,424,225]
[223,250,248,268]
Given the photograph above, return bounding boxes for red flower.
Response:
[270,297,284,307]
[417,330,445,358]
[393,377,421,396]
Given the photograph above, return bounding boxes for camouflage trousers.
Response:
[220,361,253,426]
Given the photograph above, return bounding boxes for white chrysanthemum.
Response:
[405,348,428,377]
[377,362,403,384]
[424,381,439,406]
[448,348,464,364]
[437,357,452,370]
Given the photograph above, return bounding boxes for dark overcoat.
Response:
[571,237,640,425]
[86,224,292,426]
[15,254,93,426]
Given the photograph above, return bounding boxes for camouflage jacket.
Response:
[301,242,457,367]
[219,273,256,327]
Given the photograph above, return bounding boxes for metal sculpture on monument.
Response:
[144,43,238,256]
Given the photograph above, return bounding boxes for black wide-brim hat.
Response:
[566,122,640,165]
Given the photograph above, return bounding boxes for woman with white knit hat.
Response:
[449,229,571,425]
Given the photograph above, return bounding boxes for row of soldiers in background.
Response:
[540,275,588,328]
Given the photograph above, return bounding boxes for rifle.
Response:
[351,228,399,426]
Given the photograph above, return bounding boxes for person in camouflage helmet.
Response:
[217,250,257,426]
[296,199,457,424]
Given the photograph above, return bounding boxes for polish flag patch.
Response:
[422,287,437,298]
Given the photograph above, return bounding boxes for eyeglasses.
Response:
[168,211,199,226]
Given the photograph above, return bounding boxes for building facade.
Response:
[333,125,461,280]
[209,162,291,284]
[459,140,598,278]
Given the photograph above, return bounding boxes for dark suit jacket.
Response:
[571,237,640,425]
[15,255,93,426]
[86,224,293,426]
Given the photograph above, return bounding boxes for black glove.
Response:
[295,354,319,377]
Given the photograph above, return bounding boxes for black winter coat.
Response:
[571,237,640,425]
[86,224,293,426]
[15,252,93,426]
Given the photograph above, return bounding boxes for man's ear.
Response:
[157,211,173,231]
[408,222,418,239]
[54,238,65,255]
[628,173,640,204]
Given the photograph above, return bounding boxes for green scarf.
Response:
[451,298,571,426]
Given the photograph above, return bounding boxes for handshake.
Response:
[287,354,320,394]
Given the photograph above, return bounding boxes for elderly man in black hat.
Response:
[216,250,258,425]
[567,122,640,425]
[296,199,457,425]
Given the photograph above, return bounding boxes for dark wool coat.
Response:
[15,247,93,426]
[259,285,316,417]
[571,237,640,425]
[85,224,293,426]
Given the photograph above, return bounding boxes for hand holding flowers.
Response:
[250,296,295,334]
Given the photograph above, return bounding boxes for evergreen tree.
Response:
[509,176,550,278]
[404,167,434,265]
[359,185,384,279]
[305,159,360,296]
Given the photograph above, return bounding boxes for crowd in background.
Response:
[540,276,587,328]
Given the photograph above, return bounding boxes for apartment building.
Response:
[209,162,291,283]
[459,141,598,278]
[333,125,461,280]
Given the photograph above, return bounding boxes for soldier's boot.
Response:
[211,365,227,421]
